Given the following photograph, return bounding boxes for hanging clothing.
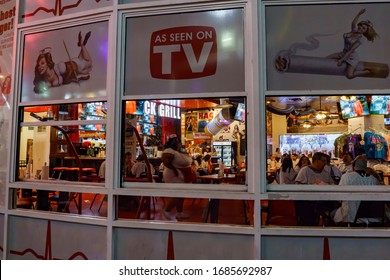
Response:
[334,134,348,158]
[345,134,363,159]
[334,133,363,159]
[363,131,387,160]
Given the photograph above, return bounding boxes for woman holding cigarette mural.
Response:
[274,8,388,80]
[327,8,379,79]
[33,31,93,94]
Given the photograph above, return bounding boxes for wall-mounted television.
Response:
[338,96,369,119]
[135,122,157,136]
[370,95,390,115]
[142,123,156,136]
[143,114,157,124]
[234,103,246,122]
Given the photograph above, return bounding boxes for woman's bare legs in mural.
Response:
[77,32,93,75]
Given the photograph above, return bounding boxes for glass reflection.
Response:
[15,188,107,217]
[117,195,253,226]
[262,200,390,228]
[121,98,247,186]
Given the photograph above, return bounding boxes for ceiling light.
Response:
[316,112,327,120]
[302,121,312,128]
[316,96,327,120]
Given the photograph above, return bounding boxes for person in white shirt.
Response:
[323,154,342,184]
[279,156,297,184]
[131,154,155,178]
[291,153,300,168]
[293,155,310,173]
[295,152,334,226]
[295,152,333,185]
[332,155,380,224]
[161,134,193,220]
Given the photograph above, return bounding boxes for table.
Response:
[21,178,82,214]
[123,175,159,182]
[198,174,236,184]
[198,174,236,223]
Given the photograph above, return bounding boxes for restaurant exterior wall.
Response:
[260,0,390,259]
[0,0,389,260]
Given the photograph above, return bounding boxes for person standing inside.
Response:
[161,134,193,220]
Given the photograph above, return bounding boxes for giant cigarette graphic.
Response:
[275,53,389,78]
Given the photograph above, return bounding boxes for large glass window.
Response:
[264,94,390,228]
[17,102,107,182]
[121,98,247,186]
[14,102,107,216]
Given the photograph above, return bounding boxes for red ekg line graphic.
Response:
[22,0,103,19]
[9,220,88,260]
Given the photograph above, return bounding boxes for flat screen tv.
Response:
[234,103,246,122]
[370,95,390,115]
[142,114,157,124]
[338,96,369,119]
[141,123,156,136]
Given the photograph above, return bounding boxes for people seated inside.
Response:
[131,154,155,178]
[339,152,354,174]
[295,152,333,185]
[279,155,297,184]
[124,152,135,177]
[199,154,212,175]
[293,155,310,173]
[323,154,342,185]
[295,152,334,226]
[331,155,381,225]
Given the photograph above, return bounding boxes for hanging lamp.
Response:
[316,96,327,120]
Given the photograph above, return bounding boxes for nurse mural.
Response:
[33,31,93,94]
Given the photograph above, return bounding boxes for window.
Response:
[121,98,247,187]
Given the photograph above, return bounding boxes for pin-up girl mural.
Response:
[326,8,379,79]
[274,8,388,80]
[33,31,93,94]
[1,76,11,94]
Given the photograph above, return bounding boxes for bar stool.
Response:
[51,167,67,179]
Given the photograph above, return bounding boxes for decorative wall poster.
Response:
[0,0,16,208]
[265,3,390,90]
[21,21,108,102]
[185,112,198,137]
[125,8,244,95]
